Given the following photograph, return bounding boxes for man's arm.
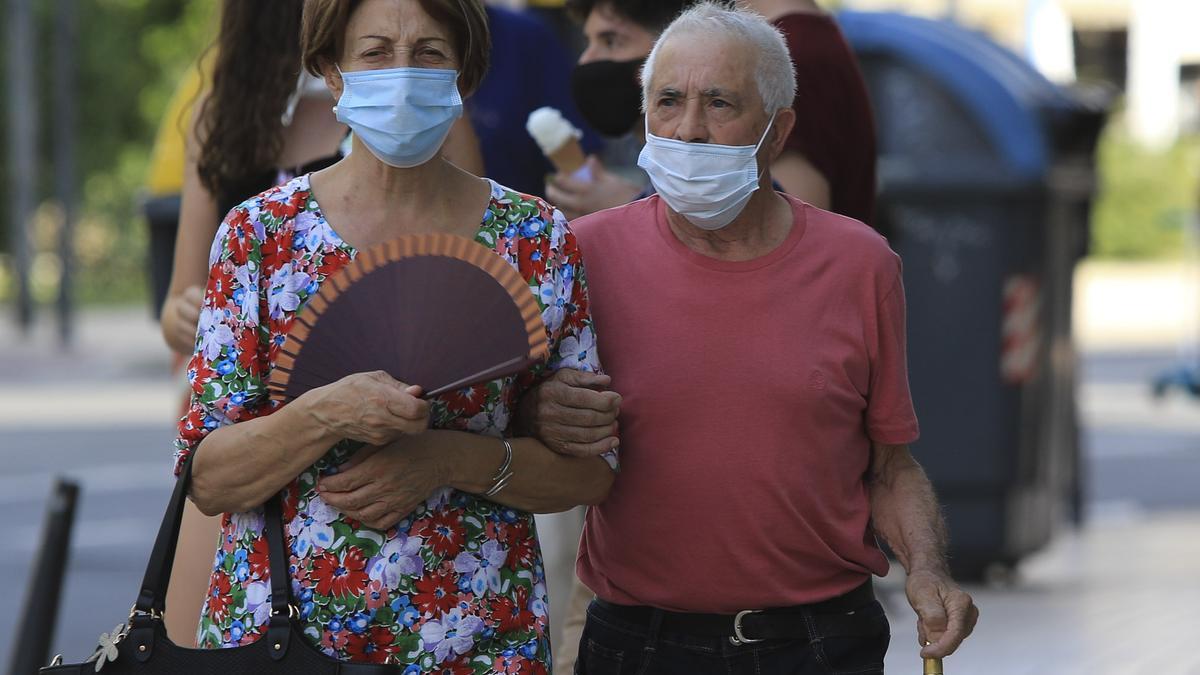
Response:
[866,442,979,659]
[513,368,621,457]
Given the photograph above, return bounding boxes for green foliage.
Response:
[0,0,216,306]
[1090,113,1200,259]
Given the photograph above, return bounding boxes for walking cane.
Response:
[923,641,943,674]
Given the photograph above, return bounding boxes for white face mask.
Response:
[637,114,776,231]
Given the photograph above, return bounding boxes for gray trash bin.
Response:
[840,11,1108,578]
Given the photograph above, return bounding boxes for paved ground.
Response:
[2,303,1199,673]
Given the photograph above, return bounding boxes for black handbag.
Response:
[40,458,401,674]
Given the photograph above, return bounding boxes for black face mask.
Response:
[571,57,646,138]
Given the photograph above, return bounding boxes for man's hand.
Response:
[906,569,979,659]
[317,438,444,530]
[546,157,643,220]
[516,369,620,457]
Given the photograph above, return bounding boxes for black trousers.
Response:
[574,596,890,675]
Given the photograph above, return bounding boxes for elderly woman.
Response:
[173,0,617,669]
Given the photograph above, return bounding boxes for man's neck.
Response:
[665,184,794,262]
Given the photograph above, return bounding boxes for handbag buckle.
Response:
[729,609,764,646]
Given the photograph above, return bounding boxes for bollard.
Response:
[9,478,80,674]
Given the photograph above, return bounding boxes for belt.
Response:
[593,580,875,645]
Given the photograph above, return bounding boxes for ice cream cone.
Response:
[526,106,587,176]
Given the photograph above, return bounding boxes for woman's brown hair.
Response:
[301,0,490,95]
[195,0,306,198]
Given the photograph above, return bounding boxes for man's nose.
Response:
[674,99,708,143]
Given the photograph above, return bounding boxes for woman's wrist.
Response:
[428,430,503,494]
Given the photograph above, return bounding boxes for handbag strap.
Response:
[133,453,296,620]
[133,454,196,616]
[263,489,296,618]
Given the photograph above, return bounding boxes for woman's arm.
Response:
[162,95,223,355]
[190,372,431,516]
[316,430,614,527]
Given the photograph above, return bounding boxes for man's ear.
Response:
[767,107,797,162]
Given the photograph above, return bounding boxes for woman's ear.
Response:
[322,59,344,102]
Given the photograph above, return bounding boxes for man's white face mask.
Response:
[637,113,776,231]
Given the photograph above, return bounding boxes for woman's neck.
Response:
[312,140,490,249]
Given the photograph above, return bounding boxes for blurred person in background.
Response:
[740,0,880,227]
[524,4,977,672]
[546,0,696,219]
[177,0,615,666]
[156,0,347,643]
[467,2,601,196]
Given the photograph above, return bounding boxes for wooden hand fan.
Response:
[267,233,549,403]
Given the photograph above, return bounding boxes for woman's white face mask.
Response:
[637,113,776,231]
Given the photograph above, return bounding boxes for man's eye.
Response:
[712,100,729,108]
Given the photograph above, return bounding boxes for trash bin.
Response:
[143,193,181,320]
[839,11,1108,579]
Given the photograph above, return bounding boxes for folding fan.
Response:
[266,233,549,403]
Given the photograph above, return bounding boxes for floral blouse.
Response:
[174,174,610,673]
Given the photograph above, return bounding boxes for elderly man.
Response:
[521,3,977,673]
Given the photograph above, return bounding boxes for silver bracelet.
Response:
[484,436,514,497]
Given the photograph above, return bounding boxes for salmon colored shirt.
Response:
[574,194,919,613]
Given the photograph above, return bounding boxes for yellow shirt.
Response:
[144,58,211,196]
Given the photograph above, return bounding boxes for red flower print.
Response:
[564,278,589,332]
[248,536,270,579]
[261,234,289,273]
[441,383,489,417]
[503,520,536,570]
[236,329,259,371]
[432,659,475,675]
[264,196,298,221]
[344,626,400,664]
[316,252,350,279]
[289,189,311,212]
[517,236,550,281]
[321,628,352,653]
[488,593,533,634]
[207,570,233,623]
[312,547,369,598]
[560,229,581,264]
[413,510,465,558]
[208,262,235,310]
[413,569,458,618]
[226,211,255,265]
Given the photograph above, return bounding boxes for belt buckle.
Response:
[729,609,764,646]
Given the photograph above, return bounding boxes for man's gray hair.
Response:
[641,1,797,115]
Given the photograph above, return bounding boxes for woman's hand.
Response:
[317,435,447,530]
[162,285,205,355]
[302,371,430,446]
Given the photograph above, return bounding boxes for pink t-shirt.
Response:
[574,194,919,613]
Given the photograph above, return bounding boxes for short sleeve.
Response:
[173,206,273,475]
[865,271,920,445]
[518,207,618,470]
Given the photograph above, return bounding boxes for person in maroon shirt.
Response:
[744,0,879,227]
